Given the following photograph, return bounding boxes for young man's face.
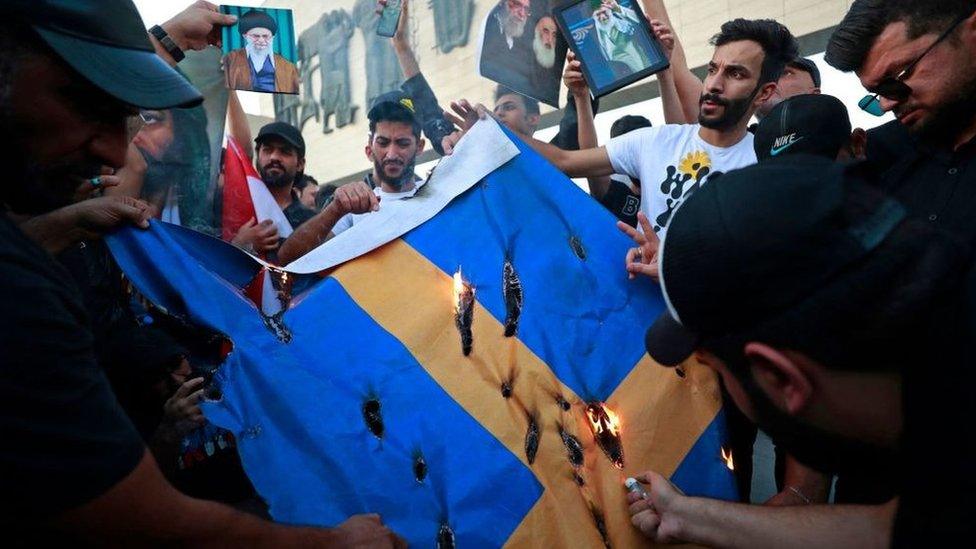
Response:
[244,27,274,53]
[5,49,133,213]
[858,19,976,141]
[366,120,424,188]
[494,93,539,135]
[256,138,304,188]
[700,40,774,130]
[757,65,819,118]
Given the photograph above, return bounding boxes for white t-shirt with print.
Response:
[605,124,757,233]
[331,182,424,237]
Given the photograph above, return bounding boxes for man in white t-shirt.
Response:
[277,90,426,264]
[526,19,798,239]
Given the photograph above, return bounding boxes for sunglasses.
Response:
[859,12,971,116]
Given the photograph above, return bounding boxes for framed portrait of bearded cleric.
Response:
[477,0,569,108]
[554,0,669,99]
[221,6,300,94]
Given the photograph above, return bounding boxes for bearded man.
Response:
[224,9,299,94]
[278,91,426,264]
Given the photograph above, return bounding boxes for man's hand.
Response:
[441,130,463,156]
[649,19,676,61]
[231,218,281,255]
[627,471,686,544]
[617,212,661,281]
[160,378,207,440]
[72,168,121,203]
[328,182,381,216]
[101,142,149,199]
[443,99,494,149]
[331,514,407,548]
[70,195,152,235]
[563,51,590,99]
[161,1,238,52]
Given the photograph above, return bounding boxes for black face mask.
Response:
[744,374,901,478]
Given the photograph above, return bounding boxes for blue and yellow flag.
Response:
[109,126,737,547]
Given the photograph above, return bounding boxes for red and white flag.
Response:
[221,136,292,315]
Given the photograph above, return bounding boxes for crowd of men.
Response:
[1,0,974,546]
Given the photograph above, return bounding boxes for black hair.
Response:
[826,0,975,72]
[610,115,652,138]
[494,85,540,116]
[294,173,318,192]
[703,182,968,378]
[710,19,799,85]
[368,103,422,138]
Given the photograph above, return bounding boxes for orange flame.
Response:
[586,403,622,437]
[721,447,735,471]
[452,268,472,312]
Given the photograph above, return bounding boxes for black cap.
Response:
[367,90,418,124]
[754,94,852,161]
[239,9,278,36]
[788,57,821,88]
[5,0,203,109]
[645,156,907,366]
[256,121,305,156]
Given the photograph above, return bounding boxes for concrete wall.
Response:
[258,0,855,185]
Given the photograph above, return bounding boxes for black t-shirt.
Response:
[598,178,641,227]
[0,214,145,523]
[893,263,976,546]
[876,136,976,245]
[283,196,316,230]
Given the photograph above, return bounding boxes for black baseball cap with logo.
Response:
[754,94,852,161]
[645,155,911,367]
[368,90,420,128]
[256,122,306,157]
[5,0,203,109]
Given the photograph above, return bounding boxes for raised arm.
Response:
[446,100,615,179]
[641,0,702,123]
[649,19,693,124]
[226,90,254,160]
[564,53,612,199]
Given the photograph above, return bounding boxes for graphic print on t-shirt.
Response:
[655,150,714,232]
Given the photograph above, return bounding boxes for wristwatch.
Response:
[149,25,185,62]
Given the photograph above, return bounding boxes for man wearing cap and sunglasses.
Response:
[0,1,402,546]
[826,0,976,245]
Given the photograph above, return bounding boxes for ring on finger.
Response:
[89,176,102,188]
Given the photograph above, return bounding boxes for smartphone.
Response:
[376,0,402,38]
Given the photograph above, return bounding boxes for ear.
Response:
[364,141,373,161]
[849,128,868,160]
[742,342,813,416]
[416,137,426,155]
[755,82,777,107]
[528,113,541,128]
[298,157,306,173]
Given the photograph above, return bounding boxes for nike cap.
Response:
[754,94,852,161]
[5,0,203,109]
[645,155,908,367]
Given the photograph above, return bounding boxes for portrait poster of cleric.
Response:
[557,0,666,96]
[221,6,300,94]
[478,0,568,107]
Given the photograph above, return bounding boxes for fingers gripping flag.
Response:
[109,121,737,547]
